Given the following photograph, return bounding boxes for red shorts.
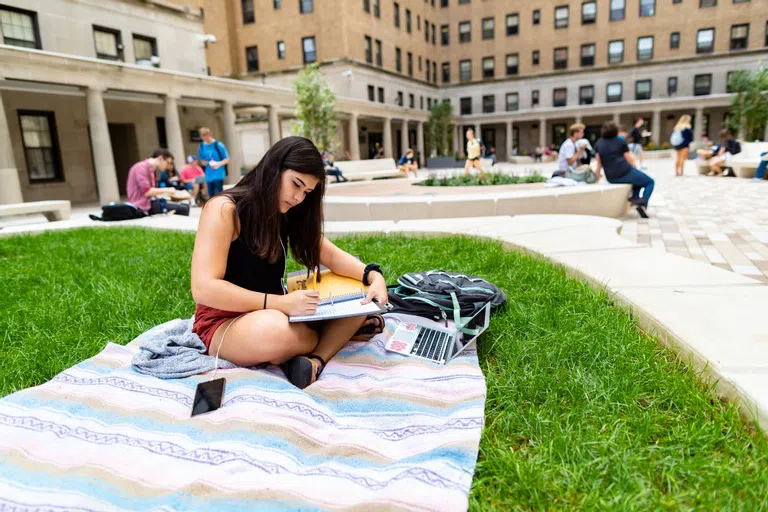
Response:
[193,303,241,353]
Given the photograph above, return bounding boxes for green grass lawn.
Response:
[417,174,547,187]
[2,228,768,509]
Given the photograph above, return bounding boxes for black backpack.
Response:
[387,270,506,333]
[89,202,147,222]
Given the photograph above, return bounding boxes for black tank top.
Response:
[223,223,287,296]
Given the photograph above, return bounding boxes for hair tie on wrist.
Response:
[264,294,268,310]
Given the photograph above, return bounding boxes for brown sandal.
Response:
[281,354,326,389]
[350,314,385,342]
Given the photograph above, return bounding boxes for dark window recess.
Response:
[483,95,495,113]
[460,97,472,115]
[156,116,167,148]
[635,79,652,100]
[368,85,375,101]
[581,1,596,24]
[639,0,655,17]
[364,36,372,63]
[670,32,680,49]
[302,36,316,64]
[730,24,748,50]
[532,50,540,65]
[0,5,42,49]
[553,88,567,107]
[394,2,400,27]
[579,85,594,105]
[373,0,379,17]
[506,54,518,75]
[459,21,471,42]
[242,0,255,23]
[482,17,494,39]
[18,111,63,182]
[93,25,123,61]
[441,25,449,45]
[700,0,716,6]
[694,74,712,95]
[245,45,259,71]
[607,82,622,102]
[532,89,540,106]
[277,41,286,59]
[667,76,678,95]
[580,44,595,66]
[459,59,471,81]
[395,47,402,72]
[506,13,519,35]
[533,9,540,24]
[374,39,382,66]
[506,93,519,111]
[377,87,384,103]
[133,34,158,67]
[300,0,313,14]
[554,47,568,70]
[554,6,569,29]
[397,91,403,106]
[408,52,413,75]
[482,57,494,78]
[409,94,415,108]
[442,62,450,82]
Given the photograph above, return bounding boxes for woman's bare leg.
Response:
[464,159,472,176]
[310,316,367,368]
[208,310,319,367]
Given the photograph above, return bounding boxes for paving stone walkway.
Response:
[619,159,768,284]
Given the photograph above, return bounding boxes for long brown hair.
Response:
[221,136,326,269]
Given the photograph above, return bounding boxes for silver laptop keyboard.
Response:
[411,328,449,361]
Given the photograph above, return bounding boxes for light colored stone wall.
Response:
[2,0,207,74]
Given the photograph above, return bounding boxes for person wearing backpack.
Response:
[708,129,741,176]
[197,127,230,198]
[671,115,693,177]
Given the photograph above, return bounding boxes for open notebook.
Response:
[286,267,385,322]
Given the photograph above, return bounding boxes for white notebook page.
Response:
[289,300,382,323]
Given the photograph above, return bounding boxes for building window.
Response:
[482,17,494,39]
[460,97,472,115]
[18,111,63,182]
[427,98,432,109]
[637,36,654,61]
[670,32,680,49]
[482,56,495,78]
[697,28,714,53]
[730,24,749,50]
[431,24,436,45]
[367,85,375,101]
[667,76,678,95]
[765,21,768,46]
[459,21,471,42]
[394,2,400,26]
[582,1,596,24]
[441,0,448,6]
[532,89,540,106]
[407,52,413,75]
[459,59,472,81]
[417,14,421,30]
[506,92,519,111]
[483,95,495,113]
[727,71,739,93]
[553,47,568,69]
[441,25,449,45]
[608,40,624,64]
[377,87,384,103]
[426,58,431,81]
[93,26,123,61]
[397,91,404,106]
[493,54,513,80]
[242,0,255,23]
[395,47,402,72]
[607,82,622,102]
[553,88,567,107]
[580,43,595,66]
[0,5,41,49]
[245,45,259,71]
[532,50,540,65]
[409,93,415,108]
[432,61,437,83]
[639,0,655,16]
[694,74,712,95]
[442,62,450,82]
[418,56,422,71]
[555,6,569,29]
[372,0,380,17]
[700,0,716,6]
[300,0,313,14]
[506,13,519,35]
[406,9,411,32]
[277,41,286,59]
[363,0,369,12]
[579,85,594,105]
[420,96,424,109]
[533,9,540,25]
[133,35,158,67]
[364,36,372,63]
[302,36,316,64]
[374,39,382,66]
[610,0,625,20]
[635,79,652,100]
[425,20,430,42]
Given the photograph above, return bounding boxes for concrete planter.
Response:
[643,149,675,159]
[427,156,463,168]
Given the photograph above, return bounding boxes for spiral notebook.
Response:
[286,266,385,322]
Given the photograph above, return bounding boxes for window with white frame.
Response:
[580,43,595,66]
[610,0,625,20]
[459,21,471,42]
[637,36,653,61]
[506,53,518,75]
[459,59,471,81]
[608,40,624,64]
[19,111,63,182]
[482,56,494,78]
[607,82,622,102]
[506,92,519,111]
[302,36,316,64]
[93,26,123,61]
[581,1,596,24]
[482,17,494,39]
[697,28,714,53]
[635,79,652,100]
[555,6,569,28]
[639,0,655,17]
[579,85,594,105]
[0,6,40,48]
[506,13,519,35]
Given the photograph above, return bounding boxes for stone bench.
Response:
[334,159,404,181]
[696,141,768,177]
[0,200,71,222]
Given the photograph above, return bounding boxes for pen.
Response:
[312,266,318,290]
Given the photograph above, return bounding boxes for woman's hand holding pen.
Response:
[275,290,320,316]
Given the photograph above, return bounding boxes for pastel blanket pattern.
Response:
[0,317,486,511]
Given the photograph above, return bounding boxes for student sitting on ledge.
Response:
[397,148,419,179]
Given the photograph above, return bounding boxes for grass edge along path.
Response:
[1,228,767,510]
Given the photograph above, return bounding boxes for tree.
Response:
[426,101,454,157]
[292,63,338,152]
[726,66,768,141]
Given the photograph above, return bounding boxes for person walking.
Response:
[595,121,655,218]
[197,127,230,198]
[627,117,651,170]
[671,115,694,177]
[464,128,483,176]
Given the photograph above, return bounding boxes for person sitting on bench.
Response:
[709,129,741,176]
[322,151,348,183]
[397,148,419,178]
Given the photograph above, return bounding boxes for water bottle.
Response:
[159,197,167,214]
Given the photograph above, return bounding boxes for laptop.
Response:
[384,302,491,364]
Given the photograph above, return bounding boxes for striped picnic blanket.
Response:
[0,315,486,511]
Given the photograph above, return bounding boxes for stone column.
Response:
[476,123,483,139]
[268,105,280,146]
[651,109,661,145]
[693,106,704,141]
[86,87,120,204]
[222,100,242,185]
[506,120,514,160]
[382,117,393,158]
[574,114,582,125]
[613,112,621,125]
[164,94,185,164]
[538,118,547,148]
[348,113,360,160]
[0,88,23,204]
[453,124,460,154]
[416,121,425,166]
[400,119,409,156]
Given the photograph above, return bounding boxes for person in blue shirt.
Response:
[397,148,419,178]
[197,127,230,197]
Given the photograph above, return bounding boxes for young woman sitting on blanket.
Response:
[191,136,388,389]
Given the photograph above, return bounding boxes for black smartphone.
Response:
[191,378,226,417]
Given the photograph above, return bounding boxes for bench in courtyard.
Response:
[0,200,71,222]
[334,158,403,181]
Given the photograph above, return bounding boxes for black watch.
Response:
[362,264,382,286]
